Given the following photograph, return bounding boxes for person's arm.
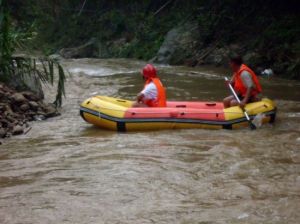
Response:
[136,93,145,103]
[240,71,254,108]
[137,82,157,104]
[225,76,235,87]
[240,88,251,108]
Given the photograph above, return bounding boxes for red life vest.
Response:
[143,77,167,107]
[233,64,262,97]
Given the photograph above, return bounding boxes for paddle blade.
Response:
[252,113,266,128]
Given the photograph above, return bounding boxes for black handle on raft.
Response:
[116,99,127,103]
[206,102,216,106]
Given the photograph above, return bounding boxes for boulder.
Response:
[11,93,27,104]
[23,76,44,100]
[0,83,61,139]
[0,128,6,138]
[22,91,41,101]
[0,89,4,99]
[5,115,15,123]
[8,75,44,100]
[43,104,58,118]
[59,38,98,59]
[204,47,230,66]
[20,103,30,112]
[1,119,10,128]
[0,103,6,112]
[155,23,200,65]
[4,104,14,115]
[243,52,261,66]
[12,125,23,135]
[28,101,39,110]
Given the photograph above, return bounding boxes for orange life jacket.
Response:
[143,77,167,107]
[233,64,262,97]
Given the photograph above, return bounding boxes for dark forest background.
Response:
[3,0,300,79]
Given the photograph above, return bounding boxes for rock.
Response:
[12,125,23,135]
[26,111,37,121]
[243,52,261,66]
[22,76,44,100]
[28,101,39,110]
[22,91,41,101]
[4,104,14,115]
[11,93,27,104]
[204,47,230,66]
[5,115,15,123]
[43,104,58,118]
[7,121,15,129]
[33,115,46,121]
[0,89,4,99]
[155,22,200,65]
[5,132,11,138]
[1,119,10,128]
[8,75,44,100]
[0,104,5,112]
[59,38,98,59]
[0,83,61,139]
[20,103,30,112]
[0,128,6,138]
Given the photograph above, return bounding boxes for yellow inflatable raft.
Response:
[80,96,276,131]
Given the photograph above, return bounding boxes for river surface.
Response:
[1,59,300,224]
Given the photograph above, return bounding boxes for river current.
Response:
[1,58,300,224]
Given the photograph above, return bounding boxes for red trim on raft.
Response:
[125,101,225,121]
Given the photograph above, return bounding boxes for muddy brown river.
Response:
[1,59,300,224]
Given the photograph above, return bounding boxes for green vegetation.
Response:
[195,1,300,78]
[0,0,66,107]
[10,1,193,60]
[5,0,300,79]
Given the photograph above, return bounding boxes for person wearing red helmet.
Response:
[132,64,167,107]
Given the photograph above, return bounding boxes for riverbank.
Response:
[0,83,59,141]
[12,1,299,80]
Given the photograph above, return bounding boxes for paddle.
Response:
[225,77,257,130]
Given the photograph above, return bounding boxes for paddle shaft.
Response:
[225,77,255,128]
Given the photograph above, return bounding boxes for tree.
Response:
[0,0,66,107]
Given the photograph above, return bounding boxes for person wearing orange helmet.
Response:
[132,64,167,107]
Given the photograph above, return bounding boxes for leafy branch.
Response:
[0,0,66,107]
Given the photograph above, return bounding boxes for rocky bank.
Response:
[56,22,274,77]
[0,83,59,141]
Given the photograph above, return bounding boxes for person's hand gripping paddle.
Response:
[225,77,257,130]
